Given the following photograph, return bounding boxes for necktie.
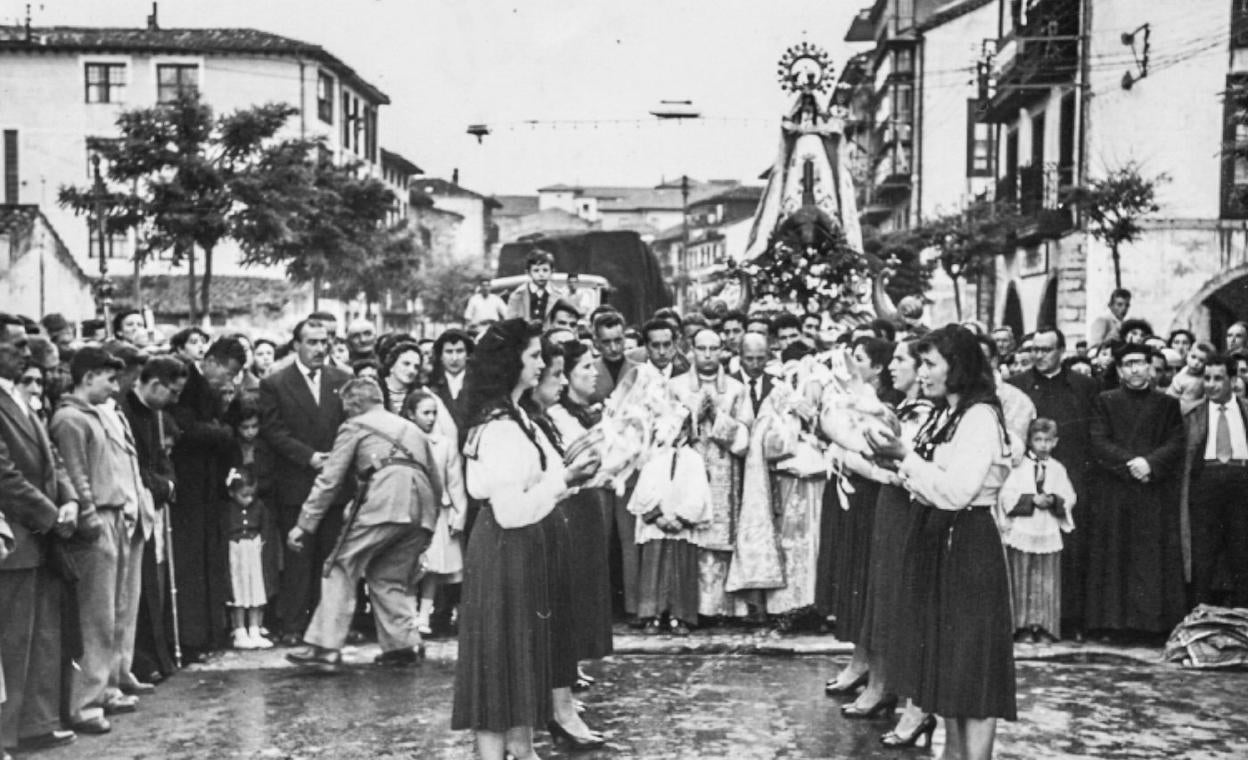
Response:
[307,368,320,406]
[749,378,760,414]
[1217,404,1233,463]
[1034,460,1046,494]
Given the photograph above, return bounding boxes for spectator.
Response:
[506,249,557,322]
[1226,321,1248,355]
[1167,329,1196,358]
[345,320,378,364]
[463,278,508,331]
[170,327,209,366]
[258,320,350,646]
[111,310,146,347]
[251,338,277,379]
[1119,318,1153,345]
[41,313,75,351]
[1088,288,1131,348]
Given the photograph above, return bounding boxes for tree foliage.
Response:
[417,258,492,324]
[1064,162,1166,289]
[910,198,1025,321]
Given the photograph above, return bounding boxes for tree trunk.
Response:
[200,244,214,325]
[186,243,198,325]
[1111,243,1122,290]
[951,274,964,321]
[313,273,321,311]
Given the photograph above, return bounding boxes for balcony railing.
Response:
[1007,162,1073,239]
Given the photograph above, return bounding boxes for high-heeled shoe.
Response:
[880,714,938,748]
[841,694,898,719]
[824,670,869,696]
[547,720,606,750]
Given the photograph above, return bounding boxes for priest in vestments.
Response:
[1085,343,1186,636]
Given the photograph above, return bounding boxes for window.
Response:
[341,92,361,152]
[893,83,914,123]
[363,105,377,162]
[156,63,198,103]
[317,71,334,123]
[1235,0,1248,47]
[1058,90,1076,187]
[85,63,126,104]
[1222,74,1248,217]
[966,100,994,177]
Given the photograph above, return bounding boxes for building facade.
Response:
[0,205,94,322]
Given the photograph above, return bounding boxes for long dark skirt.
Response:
[451,507,554,732]
[564,489,614,661]
[857,483,914,659]
[813,478,841,617]
[895,505,1017,721]
[543,504,578,689]
[636,539,700,623]
[832,475,879,643]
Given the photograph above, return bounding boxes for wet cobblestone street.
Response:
[31,649,1248,759]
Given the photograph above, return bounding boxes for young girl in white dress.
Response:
[402,389,468,635]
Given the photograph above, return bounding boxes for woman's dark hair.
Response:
[1167,328,1196,348]
[560,339,593,371]
[225,399,261,431]
[462,319,543,429]
[170,326,209,352]
[915,324,998,414]
[253,338,277,353]
[1119,318,1154,339]
[352,358,380,377]
[430,328,475,382]
[381,340,422,373]
[111,308,144,338]
[852,335,897,396]
[525,337,567,454]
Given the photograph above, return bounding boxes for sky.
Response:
[10,0,866,195]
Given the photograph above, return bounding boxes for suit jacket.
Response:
[591,355,642,404]
[429,371,470,435]
[733,370,776,424]
[298,406,441,535]
[121,390,175,506]
[0,388,76,569]
[505,283,558,322]
[258,362,350,507]
[1179,396,1248,579]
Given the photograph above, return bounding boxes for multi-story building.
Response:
[409,177,501,267]
[978,0,1248,344]
[535,180,735,241]
[0,205,94,321]
[0,17,396,326]
[675,185,764,308]
[380,149,422,226]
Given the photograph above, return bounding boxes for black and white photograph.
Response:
[1,0,1247,758]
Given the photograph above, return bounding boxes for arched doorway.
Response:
[1037,276,1058,329]
[1172,265,1248,349]
[1002,282,1024,339]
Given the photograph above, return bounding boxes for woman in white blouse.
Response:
[450,320,599,760]
[867,325,1017,760]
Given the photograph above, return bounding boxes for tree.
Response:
[233,152,407,311]
[861,225,935,303]
[1065,163,1166,290]
[60,91,302,322]
[913,198,1024,321]
[418,259,492,324]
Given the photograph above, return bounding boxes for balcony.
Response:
[981,0,1080,122]
[872,0,917,46]
[872,144,913,202]
[1008,163,1074,242]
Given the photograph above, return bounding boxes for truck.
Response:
[494,230,673,327]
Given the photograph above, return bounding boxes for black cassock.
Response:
[1085,386,1186,633]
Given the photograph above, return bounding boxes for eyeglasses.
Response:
[19,376,43,386]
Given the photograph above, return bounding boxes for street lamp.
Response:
[88,153,115,337]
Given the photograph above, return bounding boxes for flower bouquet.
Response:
[817,346,900,457]
[563,364,690,495]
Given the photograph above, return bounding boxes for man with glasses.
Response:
[1084,344,1186,640]
[1009,326,1100,641]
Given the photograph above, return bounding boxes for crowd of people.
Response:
[1,253,1245,758]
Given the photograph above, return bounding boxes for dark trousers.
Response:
[275,502,343,637]
[1189,463,1248,607]
[606,488,640,616]
[133,539,175,680]
[0,567,63,748]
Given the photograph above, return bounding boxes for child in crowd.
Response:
[224,466,273,649]
[1168,342,1212,412]
[402,390,467,636]
[629,418,712,636]
[995,418,1076,644]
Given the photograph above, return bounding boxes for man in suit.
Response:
[120,356,188,682]
[733,332,775,425]
[590,311,640,403]
[50,347,151,725]
[1008,326,1099,639]
[285,379,439,668]
[505,249,558,322]
[0,330,84,751]
[1181,355,1248,607]
[168,337,245,658]
[641,318,688,382]
[259,319,351,645]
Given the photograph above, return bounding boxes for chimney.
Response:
[147,2,159,31]
[452,168,460,186]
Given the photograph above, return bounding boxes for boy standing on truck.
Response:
[506,249,558,322]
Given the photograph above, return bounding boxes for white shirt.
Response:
[444,370,465,400]
[0,376,28,414]
[293,357,321,405]
[1204,399,1248,460]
